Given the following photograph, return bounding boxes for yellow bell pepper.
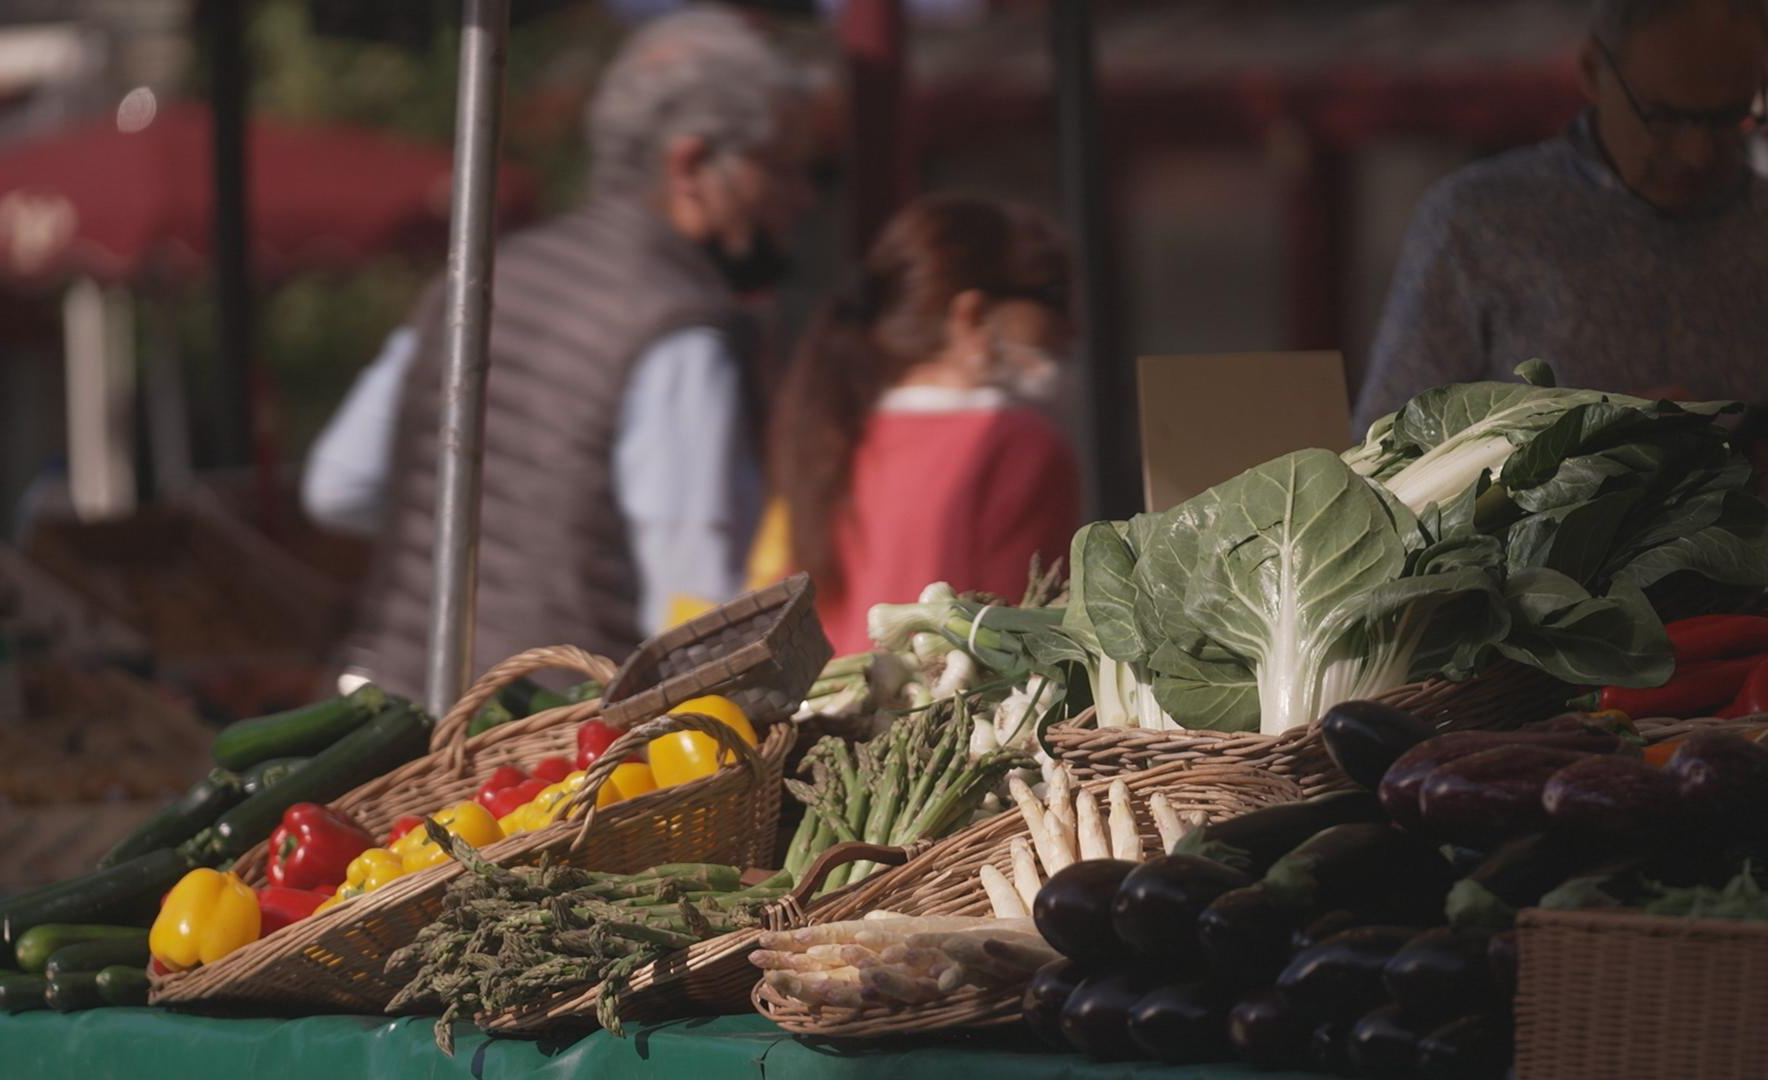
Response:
[388,822,430,859]
[314,888,350,915]
[400,801,504,872]
[596,761,659,808]
[648,695,758,788]
[343,847,408,896]
[150,868,262,972]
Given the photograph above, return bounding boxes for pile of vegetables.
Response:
[1013,696,1768,1076]
[752,915,1059,1010]
[0,686,434,1012]
[832,365,1768,741]
[782,700,1031,892]
[385,825,788,1053]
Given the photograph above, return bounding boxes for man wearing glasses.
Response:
[1354,0,1767,433]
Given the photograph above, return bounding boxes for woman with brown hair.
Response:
[769,193,1081,653]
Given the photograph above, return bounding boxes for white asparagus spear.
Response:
[1074,788,1110,860]
[1010,837,1042,911]
[1045,766,1077,859]
[981,935,1062,972]
[750,949,849,972]
[1009,774,1072,874]
[1109,779,1144,861]
[861,966,941,1004]
[981,863,1029,919]
[1149,791,1185,853]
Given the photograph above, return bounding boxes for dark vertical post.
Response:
[426,0,511,717]
[209,0,252,468]
[1282,130,1349,355]
[1050,0,1135,518]
[840,0,909,252]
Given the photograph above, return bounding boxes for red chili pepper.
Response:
[266,803,376,892]
[384,815,425,847]
[473,765,530,809]
[256,886,331,936]
[531,756,572,784]
[1666,615,1768,663]
[1718,656,1768,719]
[486,777,549,820]
[576,720,622,771]
[1597,655,1768,718]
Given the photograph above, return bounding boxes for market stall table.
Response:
[0,1010,1320,1079]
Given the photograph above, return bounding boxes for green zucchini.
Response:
[185,700,434,862]
[564,679,603,704]
[0,974,47,1013]
[3,850,193,952]
[98,768,243,869]
[211,684,389,770]
[43,933,150,977]
[240,756,310,796]
[44,970,105,1011]
[467,679,582,736]
[14,924,152,974]
[95,965,151,1006]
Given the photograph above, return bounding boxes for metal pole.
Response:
[1050,0,1136,519]
[209,0,252,468]
[425,0,510,717]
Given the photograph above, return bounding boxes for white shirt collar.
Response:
[876,384,1010,413]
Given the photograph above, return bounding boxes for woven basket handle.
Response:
[432,645,621,773]
[559,711,766,853]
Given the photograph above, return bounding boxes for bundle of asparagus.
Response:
[982,769,1211,918]
[781,700,1032,893]
[752,915,1061,1009]
[385,823,786,1052]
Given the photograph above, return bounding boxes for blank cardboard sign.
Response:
[1138,352,1352,513]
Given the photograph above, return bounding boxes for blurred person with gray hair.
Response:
[1355,0,1768,433]
[305,5,816,699]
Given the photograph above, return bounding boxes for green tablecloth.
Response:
[0,1009,1321,1079]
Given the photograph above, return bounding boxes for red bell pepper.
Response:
[576,720,622,771]
[1593,655,1766,718]
[531,756,572,784]
[256,886,330,935]
[385,815,426,847]
[266,803,376,891]
[486,777,549,820]
[1667,615,1768,663]
[474,765,529,809]
[1719,656,1768,718]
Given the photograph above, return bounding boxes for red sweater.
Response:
[816,406,1082,655]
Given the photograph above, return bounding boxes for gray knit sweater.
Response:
[1355,111,1768,434]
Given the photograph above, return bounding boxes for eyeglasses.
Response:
[1595,37,1766,139]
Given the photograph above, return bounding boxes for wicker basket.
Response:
[1515,908,1768,1080]
[152,707,791,1013]
[1047,660,1571,791]
[601,572,832,730]
[753,760,1307,1036]
[151,574,828,1013]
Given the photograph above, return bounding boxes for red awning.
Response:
[0,100,539,287]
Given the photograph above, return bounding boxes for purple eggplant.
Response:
[1181,790,1385,874]
[1381,730,1620,831]
[1021,957,1086,1050]
[1126,981,1228,1064]
[1542,754,1686,842]
[1348,1003,1434,1079]
[1382,928,1502,1025]
[1197,883,1308,990]
[1033,859,1137,964]
[1059,969,1157,1062]
[1319,701,1437,791]
[1227,988,1311,1069]
[1276,926,1421,1022]
[1417,745,1594,849]
[1308,1019,1358,1077]
[1416,1013,1514,1080]
[1666,731,1768,843]
[1111,854,1250,966]
[1264,823,1454,915]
